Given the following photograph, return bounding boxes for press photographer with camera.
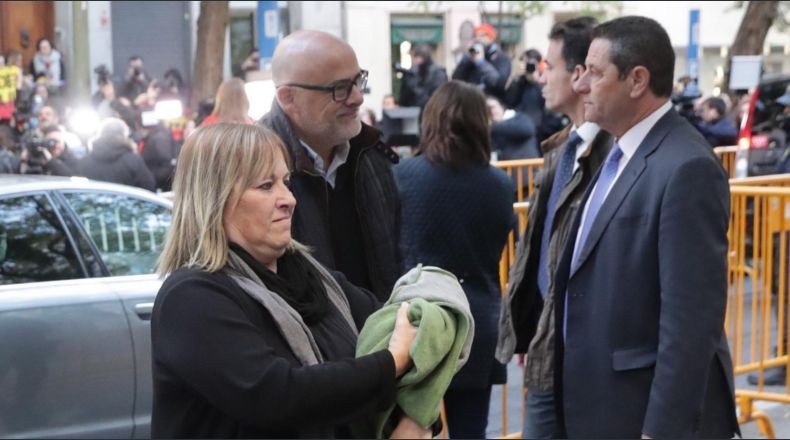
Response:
[121,55,152,106]
[19,125,79,176]
[671,78,702,125]
[451,23,512,102]
[92,64,118,118]
[504,48,564,144]
[396,44,448,113]
[505,50,544,122]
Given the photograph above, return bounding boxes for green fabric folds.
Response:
[353,265,473,439]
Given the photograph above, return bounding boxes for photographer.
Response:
[92,64,117,118]
[451,23,512,102]
[397,44,448,112]
[121,55,151,106]
[19,125,79,176]
[504,48,548,137]
[694,96,738,147]
[671,79,702,125]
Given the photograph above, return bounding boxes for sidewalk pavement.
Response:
[486,362,790,439]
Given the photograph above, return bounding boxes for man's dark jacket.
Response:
[261,101,403,301]
[496,124,611,392]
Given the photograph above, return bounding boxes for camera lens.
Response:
[470,44,484,55]
[526,61,537,74]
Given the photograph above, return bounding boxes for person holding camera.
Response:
[91,65,119,118]
[397,44,448,113]
[451,23,512,102]
[504,48,559,144]
[19,125,79,176]
[121,55,153,107]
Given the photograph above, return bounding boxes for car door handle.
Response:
[135,302,154,321]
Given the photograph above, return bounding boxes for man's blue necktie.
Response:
[571,143,624,271]
[564,143,623,339]
[536,131,582,298]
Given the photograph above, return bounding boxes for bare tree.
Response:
[723,0,779,94]
[192,1,229,110]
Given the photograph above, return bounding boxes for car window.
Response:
[62,191,171,276]
[0,194,84,284]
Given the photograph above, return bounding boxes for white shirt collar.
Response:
[615,100,672,159]
[570,122,602,168]
[300,140,350,189]
[574,122,601,145]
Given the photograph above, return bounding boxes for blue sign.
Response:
[687,9,700,80]
[257,1,280,69]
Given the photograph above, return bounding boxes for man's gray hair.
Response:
[97,117,130,140]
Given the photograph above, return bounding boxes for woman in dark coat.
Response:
[151,123,428,439]
[394,81,515,439]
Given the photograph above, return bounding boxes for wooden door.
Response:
[0,1,54,74]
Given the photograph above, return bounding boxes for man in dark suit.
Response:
[553,16,739,438]
[495,16,611,439]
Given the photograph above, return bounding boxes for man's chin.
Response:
[341,120,362,139]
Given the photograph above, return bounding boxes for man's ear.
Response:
[629,66,651,98]
[276,85,294,110]
[571,64,585,82]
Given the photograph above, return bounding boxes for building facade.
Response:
[2,1,787,118]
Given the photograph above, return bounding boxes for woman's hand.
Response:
[387,302,417,378]
[390,415,432,439]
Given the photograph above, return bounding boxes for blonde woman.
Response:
[151,123,429,439]
[200,78,254,126]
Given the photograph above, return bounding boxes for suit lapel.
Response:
[570,110,678,277]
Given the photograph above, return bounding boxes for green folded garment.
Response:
[353,265,473,439]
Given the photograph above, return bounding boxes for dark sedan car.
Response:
[0,174,172,438]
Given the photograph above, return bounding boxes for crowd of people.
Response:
[0,15,748,440]
[0,51,192,192]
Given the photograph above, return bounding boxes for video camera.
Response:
[23,137,57,158]
[526,58,539,74]
[672,81,702,124]
[17,137,58,174]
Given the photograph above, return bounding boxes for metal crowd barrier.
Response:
[494,146,735,203]
[493,158,544,203]
[493,145,736,203]
[714,145,739,178]
[726,176,790,438]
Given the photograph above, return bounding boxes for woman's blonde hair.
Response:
[157,123,294,276]
[211,78,251,124]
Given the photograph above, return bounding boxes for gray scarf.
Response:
[223,248,357,365]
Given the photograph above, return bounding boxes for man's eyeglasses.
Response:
[281,70,368,102]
